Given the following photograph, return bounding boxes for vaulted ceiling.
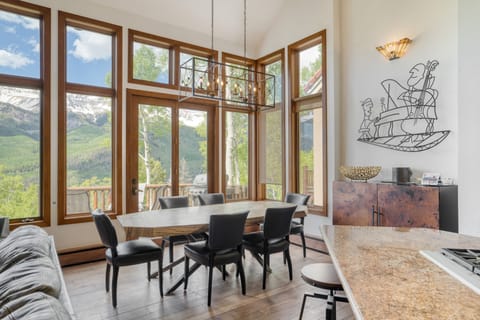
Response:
[84,0,288,51]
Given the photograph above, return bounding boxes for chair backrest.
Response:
[208,211,249,251]
[263,206,297,240]
[92,209,118,254]
[158,196,189,209]
[198,193,225,206]
[284,192,310,206]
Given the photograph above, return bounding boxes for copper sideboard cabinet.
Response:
[332,181,458,232]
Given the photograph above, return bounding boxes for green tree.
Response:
[300,44,322,96]
[133,45,168,185]
[0,166,38,219]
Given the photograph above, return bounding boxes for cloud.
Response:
[28,39,40,53]
[4,26,16,34]
[0,11,38,30]
[68,28,111,62]
[0,49,33,68]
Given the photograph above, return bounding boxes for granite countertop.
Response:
[321,225,480,320]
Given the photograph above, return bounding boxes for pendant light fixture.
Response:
[179,0,276,110]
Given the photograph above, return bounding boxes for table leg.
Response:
[166,262,201,295]
[149,256,186,279]
[251,252,272,273]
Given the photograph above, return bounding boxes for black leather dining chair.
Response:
[284,192,310,258]
[184,211,249,306]
[242,206,297,289]
[197,193,225,205]
[158,196,191,275]
[92,210,163,307]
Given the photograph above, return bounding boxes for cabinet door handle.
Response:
[371,205,376,226]
[377,208,383,226]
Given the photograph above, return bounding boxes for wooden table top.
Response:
[321,225,480,320]
[118,200,307,240]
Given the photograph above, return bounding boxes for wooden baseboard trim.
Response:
[290,234,329,255]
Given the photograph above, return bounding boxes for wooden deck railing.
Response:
[67,182,250,213]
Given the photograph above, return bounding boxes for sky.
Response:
[0,9,111,87]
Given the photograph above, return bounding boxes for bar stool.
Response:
[299,263,348,320]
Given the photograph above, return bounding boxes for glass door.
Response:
[126,93,213,212]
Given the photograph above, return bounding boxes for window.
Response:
[129,30,171,87]
[288,30,327,215]
[224,110,250,201]
[221,53,255,201]
[128,29,215,90]
[257,50,285,200]
[58,12,122,224]
[0,0,50,226]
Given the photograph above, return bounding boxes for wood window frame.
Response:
[255,49,285,201]
[128,29,217,90]
[125,89,218,213]
[0,0,51,228]
[57,11,122,224]
[288,30,327,216]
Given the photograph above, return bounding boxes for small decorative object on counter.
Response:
[339,166,381,182]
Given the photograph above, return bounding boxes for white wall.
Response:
[340,0,458,183]
[458,0,480,236]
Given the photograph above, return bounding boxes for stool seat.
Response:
[301,263,343,291]
[299,263,348,320]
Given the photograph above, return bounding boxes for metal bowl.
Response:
[339,166,381,181]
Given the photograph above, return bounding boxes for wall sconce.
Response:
[376,37,412,61]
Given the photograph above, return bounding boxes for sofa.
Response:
[0,225,75,319]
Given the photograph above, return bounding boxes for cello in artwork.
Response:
[357,60,449,152]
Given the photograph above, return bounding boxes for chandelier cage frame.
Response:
[179,56,276,110]
[178,0,276,110]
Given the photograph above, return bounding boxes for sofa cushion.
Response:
[0,256,61,307]
[0,226,51,273]
[0,292,72,320]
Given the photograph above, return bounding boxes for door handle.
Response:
[132,178,138,195]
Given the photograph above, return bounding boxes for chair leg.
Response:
[285,248,293,281]
[207,265,214,307]
[184,256,190,290]
[262,254,269,290]
[237,260,246,295]
[112,266,119,308]
[300,231,307,258]
[222,265,226,281]
[105,264,111,292]
[147,262,151,281]
[158,259,163,297]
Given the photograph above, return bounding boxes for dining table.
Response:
[117,200,307,294]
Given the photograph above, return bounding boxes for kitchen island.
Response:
[321,225,480,319]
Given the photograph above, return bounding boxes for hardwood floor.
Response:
[62,237,354,320]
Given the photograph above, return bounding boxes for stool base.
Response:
[299,289,348,320]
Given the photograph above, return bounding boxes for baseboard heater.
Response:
[58,244,106,267]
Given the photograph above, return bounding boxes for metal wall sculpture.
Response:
[358,60,450,152]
